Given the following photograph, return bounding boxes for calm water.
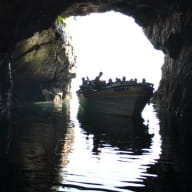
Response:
[0,99,192,192]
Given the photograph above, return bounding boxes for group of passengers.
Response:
[79,72,147,91]
[80,72,105,91]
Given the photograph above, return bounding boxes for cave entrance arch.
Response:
[61,11,164,119]
[6,10,164,105]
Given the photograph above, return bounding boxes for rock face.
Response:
[11,25,75,102]
[0,0,192,118]
[143,8,192,117]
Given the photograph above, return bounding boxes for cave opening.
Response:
[59,11,165,121]
[64,11,164,95]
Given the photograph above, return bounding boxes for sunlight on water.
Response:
[3,100,162,192]
[52,92,162,191]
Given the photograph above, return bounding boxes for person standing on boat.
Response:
[107,78,113,86]
[95,72,103,82]
[94,72,105,89]
[122,76,126,82]
[142,78,146,84]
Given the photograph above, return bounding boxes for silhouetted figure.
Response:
[107,78,113,86]
[94,72,105,90]
[95,72,103,82]
[142,78,146,84]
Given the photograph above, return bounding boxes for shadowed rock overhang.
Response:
[0,0,181,51]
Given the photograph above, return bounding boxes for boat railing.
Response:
[106,81,153,88]
[78,78,154,93]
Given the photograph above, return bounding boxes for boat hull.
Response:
[78,85,153,117]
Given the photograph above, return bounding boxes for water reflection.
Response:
[0,101,72,192]
[1,98,192,191]
[78,111,152,154]
[54,104,161,192]
[142,109,192,192]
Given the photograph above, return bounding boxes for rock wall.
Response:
[143,8,192,117]
[11,24,75,102]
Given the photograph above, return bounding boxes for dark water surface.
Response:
[0,100,192,192]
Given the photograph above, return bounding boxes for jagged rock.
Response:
[11,26,74,101]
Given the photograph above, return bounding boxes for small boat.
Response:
[77,73,154,117]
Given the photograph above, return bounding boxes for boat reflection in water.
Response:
[55,106,161,192]
[0,98,162,192]
[78,110,152,154]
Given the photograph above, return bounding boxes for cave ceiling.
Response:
[0,0,188,52]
